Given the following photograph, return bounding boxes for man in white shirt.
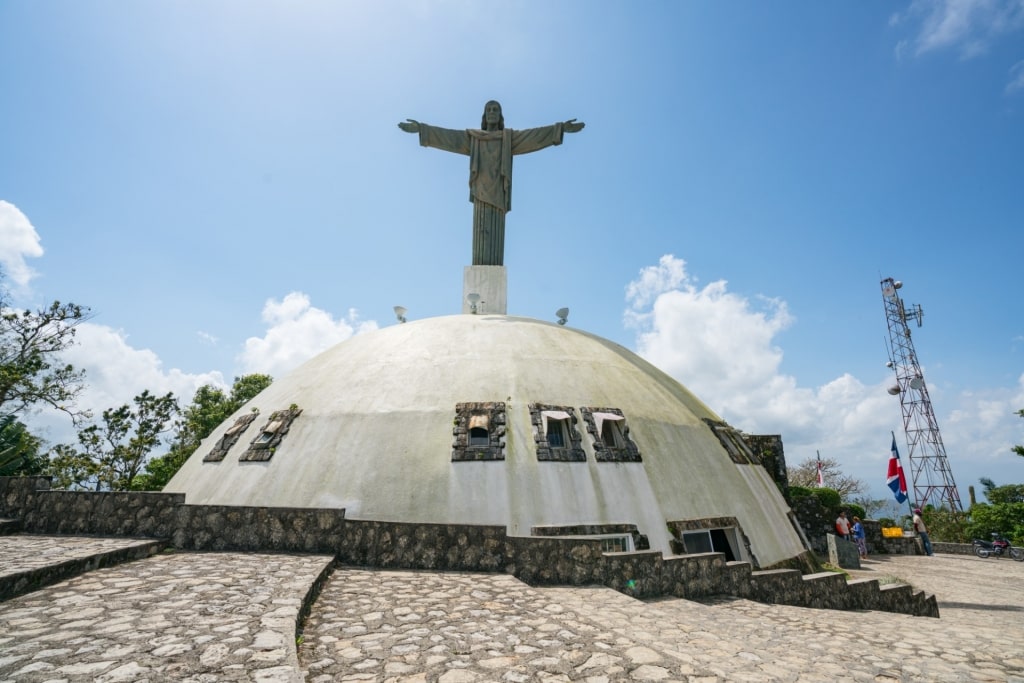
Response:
[913,508,934,556]
[835,511,851,540]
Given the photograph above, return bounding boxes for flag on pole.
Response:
[816,451,824,487]
[887,436,908,503]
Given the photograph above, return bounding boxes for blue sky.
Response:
[1,1,1022,510]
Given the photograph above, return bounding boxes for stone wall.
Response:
[0,477,937,617]
[742,434,788,498]
[789,498,921,558]
[932,542,976,556]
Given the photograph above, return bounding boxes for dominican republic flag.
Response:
[887,436,908,504]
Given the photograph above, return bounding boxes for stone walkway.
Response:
[1,536,1022,682]
[0,539,332,682]
[298,554,1024,682]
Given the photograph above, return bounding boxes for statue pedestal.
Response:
[463,266,507,315]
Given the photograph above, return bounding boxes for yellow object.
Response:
[882,527,904,538]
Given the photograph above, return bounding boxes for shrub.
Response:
[844,503,866,520]
[877,517,895,528]
[923,508,970,543]
[788,485,813,499]
[811,487,841,509]
[966,502,1024,545]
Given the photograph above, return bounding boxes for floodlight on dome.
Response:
[393,306,407,324]
[467,292,481,314]
[555,307,569,325]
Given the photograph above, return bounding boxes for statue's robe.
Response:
[418,123,566,266]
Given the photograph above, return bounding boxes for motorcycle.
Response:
[972,533,1024,561]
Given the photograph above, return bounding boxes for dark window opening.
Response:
[468,427,489,446]
[581,407,641,462]
[601,419,623,448]
[546,419,567,448]
[452,402,506,461]
[529,404,585,462]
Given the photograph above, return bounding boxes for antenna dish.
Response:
[909,377,924,390]
[887,385,901,395]
[555,307,569,325]
[882,285,896,298]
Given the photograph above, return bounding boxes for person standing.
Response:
[835,510,851,540]
[912,508,934,556]
[851,516,867,559]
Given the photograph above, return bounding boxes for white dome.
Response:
[166,314,804,566]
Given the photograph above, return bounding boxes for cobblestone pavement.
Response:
[0,536,158,579]
[1,536,1022,682]
[300,555,1024,682]
[0,545,333,682]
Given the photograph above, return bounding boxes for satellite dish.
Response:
[909,377,924,390]
[887,385,901,395]
[882,285,896,298]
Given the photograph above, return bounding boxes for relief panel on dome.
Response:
[452,402,506,461]
[580,407,641,462]
[239,406,303,462]
[529,403,586,462]
[204,411,259,462]
[702,418,761,465]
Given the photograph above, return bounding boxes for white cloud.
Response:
[237,292,378,378]
[1006,59,1024,94]
[0,200,44,289]
[624,256,1024,503]
[895,0,1024,59]
[24,323,227,448]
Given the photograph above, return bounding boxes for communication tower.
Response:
[881,277,962,511]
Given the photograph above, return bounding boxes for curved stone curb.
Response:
[0,535,164,602]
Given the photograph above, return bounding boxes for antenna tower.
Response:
[880,277,962,511]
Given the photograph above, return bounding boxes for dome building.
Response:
[166,312,806,569]
[167,102,808,570]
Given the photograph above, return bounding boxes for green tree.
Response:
[967,502,1024,546]
[44,443,99,490]
[55,390,179,491]
[132,374,272,490]
[0,413,45,475]
[1,289,91,424]
[786,456,867,499]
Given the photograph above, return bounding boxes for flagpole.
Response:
[893,430,916,519]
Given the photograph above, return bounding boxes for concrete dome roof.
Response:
[166,314,804,566]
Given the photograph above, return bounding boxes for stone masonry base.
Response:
[0,477,938,617]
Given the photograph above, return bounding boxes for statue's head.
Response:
[481,101,504,130]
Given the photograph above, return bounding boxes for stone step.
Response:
[0,518,21,535]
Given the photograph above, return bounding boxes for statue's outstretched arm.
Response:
[398,119,420,133]
[563,119,585,133]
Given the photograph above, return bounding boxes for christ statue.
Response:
[398,101,584,266]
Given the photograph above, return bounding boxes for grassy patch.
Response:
[820,562,850,579]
